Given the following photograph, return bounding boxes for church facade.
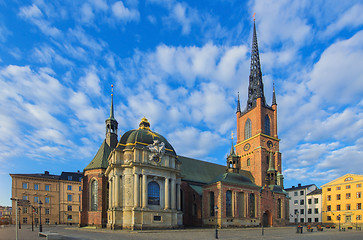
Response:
[80,21,288,229]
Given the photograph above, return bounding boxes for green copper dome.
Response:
[117,117,176,155]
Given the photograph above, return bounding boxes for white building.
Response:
[285,184,319,223]
[306,189,322,223]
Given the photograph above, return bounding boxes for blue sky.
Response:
[1,0,363,206]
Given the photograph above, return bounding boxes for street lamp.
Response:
[38,200,43,232]
[337,214,341,231]
[18,207,21,229]
[31,206,35,231]
[214,206,218,239]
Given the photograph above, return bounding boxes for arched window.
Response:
[209,192,215,217]
[148,181,160,205]
[226,190,232,217]
[249,193,255,218]
[264,115,270,136]
[277,198,282,218]
[90,180,98,211]
[244,119,252,139]
[238,192,244,218]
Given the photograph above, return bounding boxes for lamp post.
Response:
[38,200,43,232]
[31,206,34,231]
[18,207,21,229]
[338,214,341,231]
[214,205,218,239]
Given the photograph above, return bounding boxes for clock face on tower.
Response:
[243,143,250,151]
[267,141,273,148]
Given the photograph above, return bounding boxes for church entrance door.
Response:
[263,211,272,227]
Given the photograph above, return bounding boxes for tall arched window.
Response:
[264,115,270,136]
[244,119,252,139]
[226,190,232,217]
[209,192,215,217]
[277,198,282,218]
[238,192,244,218]
[148,181,160,205]
[90,180,98,211]
[249,193,255,218]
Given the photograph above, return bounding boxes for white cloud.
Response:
[323,4,363,37]
[81,3,94,23]
[112,1,140,22]
[79,70,102,96]
[92,0,108,11]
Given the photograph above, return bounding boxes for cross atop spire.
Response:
[246,20,267,111]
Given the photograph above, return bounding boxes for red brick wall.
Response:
[181,182,203,227]
[80,169,108,227]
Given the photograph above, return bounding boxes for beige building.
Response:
[10,171,82,225]
[105,117,183,229]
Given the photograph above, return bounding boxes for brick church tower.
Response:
[235,20,283,188]
[80,86,118,227]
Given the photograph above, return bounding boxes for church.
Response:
[79,21,289,230]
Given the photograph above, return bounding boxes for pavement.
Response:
[0,224,362,240]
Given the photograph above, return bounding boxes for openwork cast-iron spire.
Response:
[246,20,266,111]
[109,85,115,120]
[272,83,277,106]
[236,92,241,113]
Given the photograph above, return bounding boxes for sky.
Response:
[0,0,363,206]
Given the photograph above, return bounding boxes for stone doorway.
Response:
[263,211,272,227]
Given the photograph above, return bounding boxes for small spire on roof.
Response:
[229,131,236,156]
[110,84,115,119]
[236,92,241,113]
[272,81,277,105]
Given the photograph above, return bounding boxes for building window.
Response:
[314,198,318,204]
[247,158,250,166]
[294,200,298,205]
[300,191,304,196]
[294,192,298,196]
[346,204,351,210]
[23,208,28,214]
[346,185,351,189]
[22,183,28,189]
[300,209,304,214]
[357,203,362,210]
[45,197,50,204]
[327,205,331,211]
[314,208,319,214]
[336,186,341,190]
[67,215,72,221]
[23,218,27,224]
[22,196,28,200]
[294,209,298,215]
[357,192,362,198]
[308,218,312,222]
[337,205,341,211]
[327,188,331,191]
[79,186,81,191]
[148,181,160,205]
[34,184,39,190]
[91,180,98,210]
[277,199,282,219]
[327,195,331,201]
[308,199,312,204]
[327,216,331,221]
[192,203,197,216]
[68,176,72,181]
[209,192,214,217]
[67,185,72,191]
[337,194,341,200]
[45,185,50,191]
[308,208,312,214]
[45,208,50,215]
[34,196,39,203]
[226,190,232,217]
[357,215,362,220]
[45,218,50,224]
[300,218,304,223]
[249,193,255,218]
[344,177,353,181]
[68,194,72,202]
[346,193,351,199]
[264,115,270,136]
[68,205,72,211]
[315,218,319,222]
[244,119,252,139]
[300,199,304,205]
[337,215,341,221]
[357,184,362,188]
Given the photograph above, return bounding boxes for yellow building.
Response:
[10,171,82,225]
[321,174,363,228]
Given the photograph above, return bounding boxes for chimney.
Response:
[44,171,49,175]
[298,183,301,187]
